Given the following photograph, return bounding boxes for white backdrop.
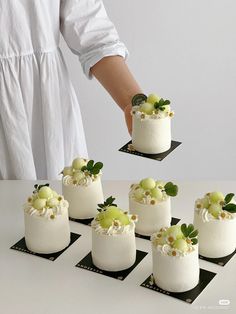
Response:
[60,0,236,181]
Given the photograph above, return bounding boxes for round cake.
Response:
[24,184,70,254]
[194,191,236,258]
[129,178,178,236]
[62,157,104,219]
[131,93,174,154]
[151,224,199,293]
[91,197,138,271]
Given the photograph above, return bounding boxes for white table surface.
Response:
[0,180,236,314]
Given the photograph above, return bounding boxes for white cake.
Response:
[131,93,174,154]
[24,185,70,254]
[194,192,236,258]
[61,157,104,219]
[91,197,137,271]
[129,178,178,236]
[151,224,199,292]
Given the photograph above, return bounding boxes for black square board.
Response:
[75,250,148,281]
[119,140,182,161]
[199,249,236,266]
[10,232,81,261]
[141,268,216,304]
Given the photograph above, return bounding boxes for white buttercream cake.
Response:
[62,157,104,219]
[131,93,174,154]
[91,197,138,271]
[24,184,70,254]
[151,224,199,292]
[194,191,236,258]
[129,178,178,236]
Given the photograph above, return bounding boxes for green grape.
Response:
[139,102,155,115]
[38,186,53,199]
[134,188,144,201]
[52,190,58,198]
[208,203,221,218]
[209,192,224,203]
[33,198,47,210]
[73,171,85,181]
[97,212,105,221]
[202,196,210,209]
[151,188,163,201]
[140,178,156,190]
[63,166,73,176]
[147,93,161,105]
[100,217,113,229]
[167,225,183,239]
[173,239,188,252]
[72,158,87,170]
[105,206,122,219]
[117,213,130,226]
[46,198,59,208]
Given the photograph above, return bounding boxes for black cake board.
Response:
[69,217,93,226]
[199,249,236,267]
[10,232,81,261]
[135,217,181,240]
[141,269,216,304]
[75,250,148,281]
[119,140,182,161]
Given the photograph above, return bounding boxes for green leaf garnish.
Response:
[154,98,171,111]
[81,159,103,176]
[97,196,117,212]
[180,223,198,245]
[223,203,236,213]
[164,182,178,197]
[131,93,147,107]
[224,193,235,204]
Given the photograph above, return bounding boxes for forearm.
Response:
[90,56,142,111]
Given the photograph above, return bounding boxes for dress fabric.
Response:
[0,0,128,179]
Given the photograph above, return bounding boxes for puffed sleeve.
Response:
[60,0,129,79]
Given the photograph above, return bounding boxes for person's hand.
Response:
[124,104,132,136]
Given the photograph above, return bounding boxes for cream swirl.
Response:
[62,172,100,187]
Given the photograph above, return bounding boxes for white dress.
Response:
[0,0,128,180]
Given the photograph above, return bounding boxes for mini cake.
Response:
[91,197,138,271]
[129,178,178,236]
[24,184,70,254]
[194,191,236,258]
[151,224,199,292]
[62,157,104,219]
[131,93,174,154]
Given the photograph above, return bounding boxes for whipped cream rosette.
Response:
[131,93,174,154]
[151,224,199,292]
[91,197,138,272]
[194,191,236,258]
[129,178,178,236]
[61,157,104,219]
[24,184,70,254]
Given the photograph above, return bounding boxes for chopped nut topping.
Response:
[172,251,177,256]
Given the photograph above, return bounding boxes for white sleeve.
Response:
[60,0,129,79]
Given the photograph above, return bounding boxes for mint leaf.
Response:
[224,193,234,204]
[181,224,188,237]
[187,224,194,235]
[164,182,178,197]
[189,229,198,238]
[87,160,94,170]
[223,203,236,213]
[191,238,198,245]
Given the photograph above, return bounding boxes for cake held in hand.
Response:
[129,178,178,236]
[194,191,236,258]
[62,157,104,219]
[151,224,199,292]
[91,197,138,271]
[131,93,174,154]
[24,184,70,254]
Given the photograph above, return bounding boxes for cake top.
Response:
[91,196,138,235]
[129,177,178,205]
[24,184,68,219]
[151,224,198,257]
[131,93,174,119]
[195,191,236,221]
[61,157,103,187]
